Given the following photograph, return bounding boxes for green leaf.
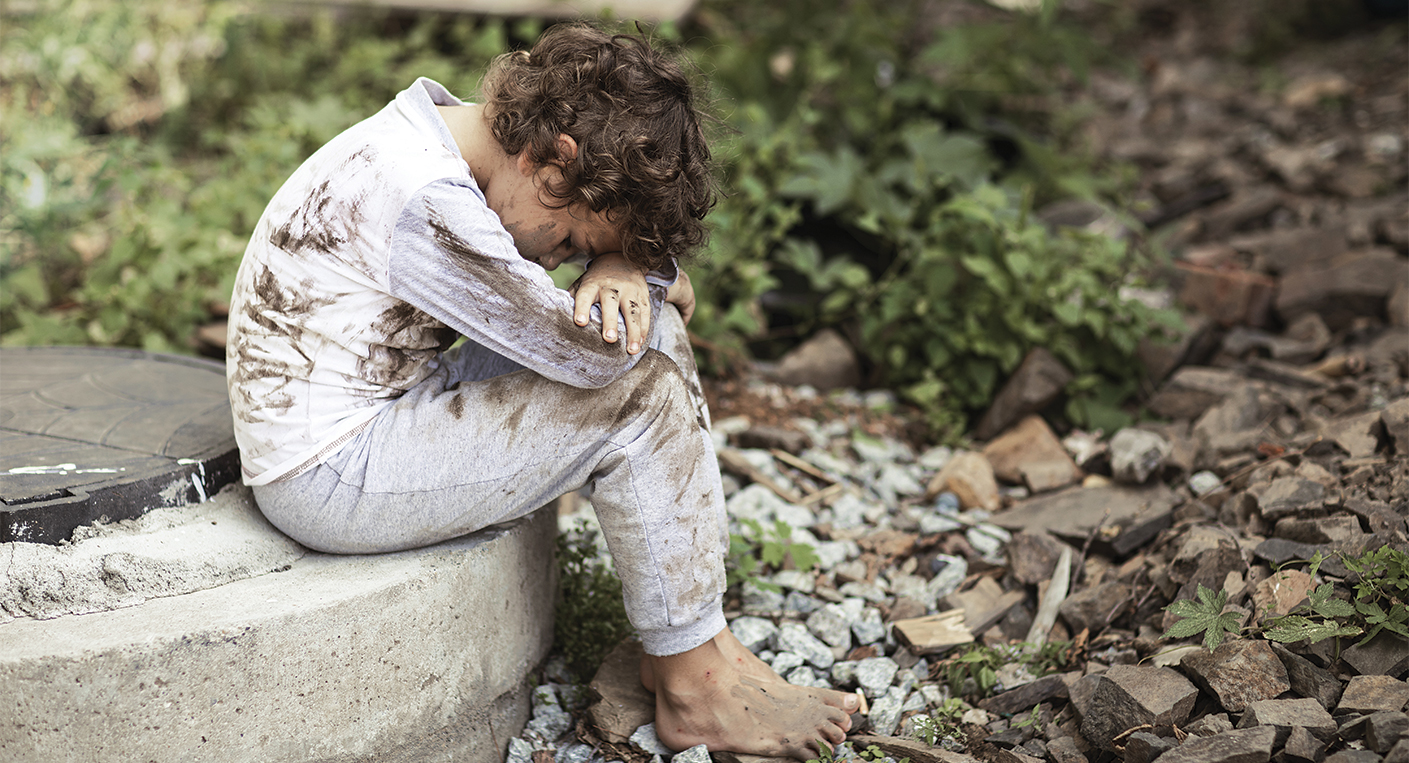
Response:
[1162,585,1242,651]
[1264,616,1362,645]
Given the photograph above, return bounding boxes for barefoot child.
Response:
[225,23,856,759]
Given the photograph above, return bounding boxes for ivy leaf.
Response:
[1162,585,1243,651]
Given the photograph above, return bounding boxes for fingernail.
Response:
[844,693,860,710]
[606,331,616,341]
[629,343,640,353]
[575,315,586,325]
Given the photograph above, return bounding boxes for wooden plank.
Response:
[892,609,973,655]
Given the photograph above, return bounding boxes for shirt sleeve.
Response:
[387,177,669,389]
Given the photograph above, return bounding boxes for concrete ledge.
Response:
[0,504,557,762]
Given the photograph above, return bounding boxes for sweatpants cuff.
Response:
[638,608,729,657]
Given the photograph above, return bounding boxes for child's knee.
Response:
[613,349,699,427]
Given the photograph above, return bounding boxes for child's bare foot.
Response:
[640,627,785,692]
[644,629,859,760]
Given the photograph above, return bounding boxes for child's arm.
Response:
[387,182,668,388]
[571,252,653,355]
[665,269,695,325]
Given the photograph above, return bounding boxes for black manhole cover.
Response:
[0,347,239,545]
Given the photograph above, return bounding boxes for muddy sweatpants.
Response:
[251,305,729,657]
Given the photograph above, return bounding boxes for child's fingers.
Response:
[572,282,597,327]
[623,296,646,354]
[598,288,620,344]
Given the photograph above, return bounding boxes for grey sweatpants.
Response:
[252,306,729,657]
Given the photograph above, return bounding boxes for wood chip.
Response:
[799,482,847,506]
[715,447,803,504]
[847,734,982,763]
[893,609,974,655]
[771,448,837,483]
[1025,546,1072,646]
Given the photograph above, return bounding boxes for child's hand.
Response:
[572,252,651,354]
[666,269,696,325]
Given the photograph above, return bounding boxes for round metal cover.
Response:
[1,347,239,545]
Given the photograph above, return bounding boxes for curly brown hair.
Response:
[481,23,717,271]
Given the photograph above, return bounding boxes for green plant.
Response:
[1164,547,1409,654]
[726,518,820,591]
[1012,705,1043,734]
[938,641,1071,699]
[911,697,966,747]
[553,530,634,683]
[5,0,1174,441]
[1161,584,1245,651]
[1,0,518,350]
[1262,547,1409,647]
[1342,545,1409,645]
[684,0,1176,436]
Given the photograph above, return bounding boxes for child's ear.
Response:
[554,134,579,165]
[515,135,578,177]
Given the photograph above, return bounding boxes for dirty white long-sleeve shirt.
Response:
[226,78,673,485]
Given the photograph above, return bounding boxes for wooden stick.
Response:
[1025,546,1072,647]
[771,449,837,484]
[716,448,804,504]
[798,482,846,506]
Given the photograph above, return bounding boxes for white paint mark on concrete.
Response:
[7,464,123,475]
[190,472,208,504]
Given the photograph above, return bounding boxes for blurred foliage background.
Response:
[0,0,1181,437]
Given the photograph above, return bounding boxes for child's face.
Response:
[487,160,622,272]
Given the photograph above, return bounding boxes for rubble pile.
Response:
[502,4,1406,762]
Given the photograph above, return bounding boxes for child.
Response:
[225,22,856,759]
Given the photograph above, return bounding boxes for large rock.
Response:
[973,348,1074,442]
[1060,581,1130,635]
[1270,643,1343,710]
[1257,478,1327,521]
[1181,639,1291,713]
[1137,312,1218,386]
[585,640,655,747]
[1193,385,1266,458]
[982,415,1082,493]
[1078,665,1198,750]
[1280,726,1326,763]
[1110,428,1172,484]
[1176,262,1276,328]
[1276,248,1409,331]
[1342,631,1409,678]
[1236,698,1337,745]
[769,329,861,391]
[1156,726,1276,763]
[1338,675,1409,715]
[1382,397,1409,456]
[1148,367,1248,421]
[1365,712,1409,754]
[1321,411,1386,460]
[989,483,1178,557]
[1227,224,1347,274]
[978,673,1073,715]
[1004,532,1072,586]
[925,451,1000,511]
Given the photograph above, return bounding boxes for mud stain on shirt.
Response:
[269,147,378,271]
[356,301,458,391]
[229,264,336,425]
